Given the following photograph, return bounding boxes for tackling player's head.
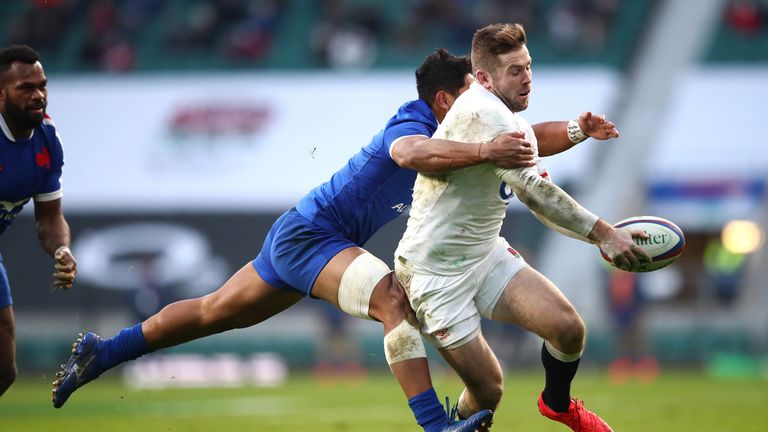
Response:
[415,48,472,123]
[0,45,48,134]
[471,23,532,113]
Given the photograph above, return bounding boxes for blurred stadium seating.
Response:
[2,0,656,71]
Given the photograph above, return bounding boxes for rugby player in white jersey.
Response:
[394,23,650,432]
[52,45,622,430]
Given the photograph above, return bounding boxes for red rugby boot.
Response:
[537,393,614,432]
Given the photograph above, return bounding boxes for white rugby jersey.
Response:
[395,82,597,274]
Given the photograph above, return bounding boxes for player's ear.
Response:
[474,69,491,87]
[434,90,449,110]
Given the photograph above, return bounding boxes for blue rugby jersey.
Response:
[296,100,437,245]
[0,113,64,235]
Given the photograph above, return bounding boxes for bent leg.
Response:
[0,305,16,396]
[491,266,586,414]
[144,262,303,349]
[52,263,303,408]
[312,247,432,398]
[313,248,452,432]
[438,333,504,415]
[491,266,585,354]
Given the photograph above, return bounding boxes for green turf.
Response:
[2,370,767,431]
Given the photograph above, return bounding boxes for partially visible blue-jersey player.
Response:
[0,45,78,397]
[52,49,618,431]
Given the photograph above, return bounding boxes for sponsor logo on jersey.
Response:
[507,247,521,258]
[500,171,548,200]
[391,203,411,213]
[500,182,514,200]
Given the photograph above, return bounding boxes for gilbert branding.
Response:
[634,231,669,246]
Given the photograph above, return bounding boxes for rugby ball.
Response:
[601,216,685,272]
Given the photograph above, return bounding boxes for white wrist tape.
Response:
[384,319,427,364]
[338,252,391,320]
[567,119,589,144]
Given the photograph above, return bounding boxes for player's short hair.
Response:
[0,45,41,77]
[471,23,527,75]
[415,48,471,106]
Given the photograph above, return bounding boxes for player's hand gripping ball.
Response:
[601,216,685,272]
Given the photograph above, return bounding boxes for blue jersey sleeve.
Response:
[382,121,433,156]
[36,119,64,200]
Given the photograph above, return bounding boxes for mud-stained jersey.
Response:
[395,82,549,273]
[0,113,64,235]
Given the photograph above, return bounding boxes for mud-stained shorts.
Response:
[395,237,528,349]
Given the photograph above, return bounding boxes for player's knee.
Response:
[467,379,504,411]
[207,297,260,331]
[198,294,243,331]
[383,319,426,364]
[369,273,412,330]
[552,312,586,353]
[482,383,504,410]
[460,363,504,411]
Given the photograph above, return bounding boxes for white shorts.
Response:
[394,237,528,349]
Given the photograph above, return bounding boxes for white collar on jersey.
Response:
[0,113,35,142]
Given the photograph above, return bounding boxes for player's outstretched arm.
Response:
[34,199,77,290]
[391,133,535,173]
[496,167,649,271]
[534,112,620,157]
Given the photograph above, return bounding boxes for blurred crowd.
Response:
[310,0,619,68]
[7,0,285,72]
[724,0,768,35]
[6,0,766,73]
[5,0,622,72]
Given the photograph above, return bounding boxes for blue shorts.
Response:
[0,253,12,308]
[252,208,356,296]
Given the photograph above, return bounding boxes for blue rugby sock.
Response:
[541,342,580,413]
[97,323,154,371]
[408,388,448,432]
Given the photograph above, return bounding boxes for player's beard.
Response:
[489,86,527,113]
[3,97,46,129]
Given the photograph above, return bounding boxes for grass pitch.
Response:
[2,369,766,431]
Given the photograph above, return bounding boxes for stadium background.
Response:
[1,0,767,430]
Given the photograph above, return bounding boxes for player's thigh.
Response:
[312,248,407,325]
[439,333,503,400]
[474,238,529,319]
[491,266,582,341]
[311,246,366,307]
[262,209,358,296]
[0,305,15,372]
[202,263,303,327]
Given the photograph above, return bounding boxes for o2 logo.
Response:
[499,182,514,200]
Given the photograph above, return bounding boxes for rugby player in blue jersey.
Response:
[52,49,618,431]
[0,45,78,397]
